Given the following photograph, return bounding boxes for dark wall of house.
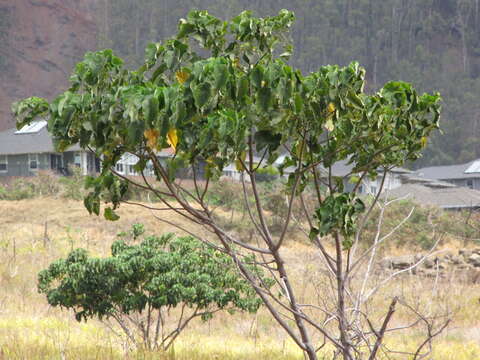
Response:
[0,152,77,177]
[1,154,50,177]
[63,152,75,168]
[39,154,49,171]
[2,154,26,177]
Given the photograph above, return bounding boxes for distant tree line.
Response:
[94,0,480,167]
[0,4,12,72]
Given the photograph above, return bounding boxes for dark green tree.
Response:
[38,226,267,351]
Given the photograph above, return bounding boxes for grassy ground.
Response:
[1,198,480,359]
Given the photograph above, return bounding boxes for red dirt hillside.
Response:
[0,0,98,130]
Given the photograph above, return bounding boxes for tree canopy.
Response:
[13,9,440,222]
[38,228,267,350]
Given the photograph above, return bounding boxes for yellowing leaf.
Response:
[167,128,179,152]
[175,70,189,84]
[327,102,336,114]
[235,152,246,171]
[233,57,241,69]
[295,140,304,156]
[144,128,160,150]
[349,175,360,184]
[325,118,334,132]
[421,136,428,148]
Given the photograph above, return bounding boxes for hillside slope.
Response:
[0,0,97,130]
[1,0,480,167]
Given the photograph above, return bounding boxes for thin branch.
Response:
[368,297,398,360]
[274,133,305,251]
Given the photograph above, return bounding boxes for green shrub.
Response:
[38,225,270,351]
[8,178,36,200]
[255,165,280,182]
[58,166,86,200]
[0,183,7,200]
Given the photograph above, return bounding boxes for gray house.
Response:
[416,159,480,190]
[318,159,411,196]
[0,121,98,177]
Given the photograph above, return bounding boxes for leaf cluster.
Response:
[310,193,366,249]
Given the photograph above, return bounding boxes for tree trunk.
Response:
[458,3,470,74]
[101,0,109,47]
[135,3,140,60]
[476,0,479,32]
[149,4,155,42]
[391,2,399,64]
[343,0,351,28]
[365,0,373,79]
[273,251,318,360]
[335,233,353,360]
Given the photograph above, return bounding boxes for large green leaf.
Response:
[213,63,228,90]
[192,82,211,108]
[254,130,281,153]
[143,96,159,125]
[104,207,120,221]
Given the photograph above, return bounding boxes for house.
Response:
[220,155,410,192]
[318,159,411,195]
[113,149,179,178]
[0,121,98,177]
[0,121,204,180]
[415,159,480,190]
[383,182,480,210]
[221,154,295,182]
[222,155,266,181]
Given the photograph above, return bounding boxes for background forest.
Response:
[0,0,479,167]
[94,0,480,168]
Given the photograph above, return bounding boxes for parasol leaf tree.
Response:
[14,9,442,360]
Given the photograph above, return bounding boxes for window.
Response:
[87,153,94,172]
[29,154,38,170]
[95,157,101,173]
[115,163,124,173]
[358,185,363,194]
[74,152,81,167]
[128,165,136,176]
[50,154,63,171]
[370,186,377,194]
[467,179,473,189]
[146,163,154,176]
[0,155,7,172]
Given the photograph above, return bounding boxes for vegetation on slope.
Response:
[95,0,480,167]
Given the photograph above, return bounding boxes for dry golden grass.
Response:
[1,198,480,359]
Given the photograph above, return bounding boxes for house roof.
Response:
[416,159,480,180]
[399,173,457,188]
[0,124,81,155]
[384,183,480,209]
[318,159,412,177]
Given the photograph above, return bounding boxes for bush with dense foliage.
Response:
[38,226,269,350]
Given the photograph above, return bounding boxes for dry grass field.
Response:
[1,198,480,359]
